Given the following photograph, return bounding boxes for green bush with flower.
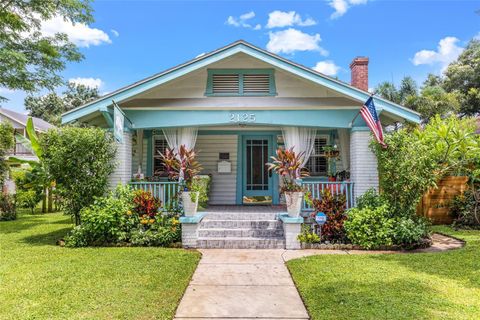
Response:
[65,185,181,247]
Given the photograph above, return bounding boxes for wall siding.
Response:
[196,135,238,205]
[108,132,132,189]
[349,130,378,200]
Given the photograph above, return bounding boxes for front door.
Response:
[242,136,273,204]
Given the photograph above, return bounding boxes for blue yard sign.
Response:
[315,212,327,225]
[113,101,124,143]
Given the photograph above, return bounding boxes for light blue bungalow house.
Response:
[62,40,420,249]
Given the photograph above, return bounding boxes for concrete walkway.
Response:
[174,233,463,319]
[175,249,310,320]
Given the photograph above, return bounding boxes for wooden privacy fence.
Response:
[417,176,469,224]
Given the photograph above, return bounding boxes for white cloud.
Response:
[313,61,340,76]
[266,28,328,55]
[226,11,260,29]
[111,29,119,37]
[329,0,368,19]
[41,16,111,47]
[412,36,464,70]
[266,10,316,28]
[68,77,104,88]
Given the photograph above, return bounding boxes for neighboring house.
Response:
[62,40,421,206]
[0,107,55,161]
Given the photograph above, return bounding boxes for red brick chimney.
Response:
[350,57,369,91]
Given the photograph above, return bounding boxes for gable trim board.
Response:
[61,40,421,125]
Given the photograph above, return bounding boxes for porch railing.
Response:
[301,180,355,211]
[129,181,182,209]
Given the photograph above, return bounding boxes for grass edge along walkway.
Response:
[0,211,201,320]
[287,226,480,320]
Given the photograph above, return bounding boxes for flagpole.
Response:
[349,92,376,128]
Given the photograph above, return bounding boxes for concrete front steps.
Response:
[197,211,286,249]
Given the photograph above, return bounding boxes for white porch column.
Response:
[350,128,378,201]
[108,131,133,189]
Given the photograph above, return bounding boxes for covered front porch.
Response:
[127,124,359,209]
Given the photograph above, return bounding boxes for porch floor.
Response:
[203,205,286,214]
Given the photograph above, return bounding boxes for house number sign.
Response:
[229,113,256,123]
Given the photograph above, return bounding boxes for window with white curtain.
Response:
[153,136,168,176]
[304,136,328,176]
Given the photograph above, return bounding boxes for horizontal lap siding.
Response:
[196,135,237,205]
[109,132,132,189]
[350,130,378,199]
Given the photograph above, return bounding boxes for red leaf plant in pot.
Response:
[267,147,309,217]
[160,145,202,216]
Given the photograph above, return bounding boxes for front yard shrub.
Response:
[450,190,480,228]
[344,205,394,249]
[16,189,40,214]
[297,224,320,244]
[0,121,14,186]
[42,127,117,225]
[345,191,429,249]
[0,194,16,221]
[65,185,180,247]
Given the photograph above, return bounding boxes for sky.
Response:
[1,0,479,113]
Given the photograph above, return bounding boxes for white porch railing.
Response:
[129,181,182,209]
[301,180,355,211]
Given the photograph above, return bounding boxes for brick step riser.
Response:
[198,229,284,238]
[197,239,286,249]
[200,220,282,229]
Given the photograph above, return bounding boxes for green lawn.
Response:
[288,227,480,320]
[0,211,201,320]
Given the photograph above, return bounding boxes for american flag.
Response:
[360,96,386,147]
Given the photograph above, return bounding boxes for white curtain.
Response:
[337,129,350,171]
[282,127,317,167]
[162,127,198,153]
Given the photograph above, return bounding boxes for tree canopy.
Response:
[0,0,93,102]
[25,83,99,125]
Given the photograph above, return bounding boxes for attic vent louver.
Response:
[206,69,276,96]
[212,74,240,94]
[243,74,270,94]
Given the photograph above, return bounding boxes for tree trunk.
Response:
[42,186,47,213]
[47,187,53,212]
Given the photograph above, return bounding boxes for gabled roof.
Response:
[62,40,421,124]
[0,107,55,132]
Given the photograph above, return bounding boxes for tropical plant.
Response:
[8,118,54,213]
[160,145,202,190]
[133,189,161,217]
[450,190,480,229]
[42,127,117,225]
[267,147,308,192]
[306,189,348,243]
[0,194,16,221]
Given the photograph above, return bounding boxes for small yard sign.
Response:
[315,212,327,225]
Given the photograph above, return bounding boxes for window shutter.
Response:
[212,74,240,94]
[242,74,271,94]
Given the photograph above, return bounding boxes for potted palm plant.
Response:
[161,145,202,216]
[267,147,308,217]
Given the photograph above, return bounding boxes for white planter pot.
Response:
[285,192,304,217]
[182,191,199,216]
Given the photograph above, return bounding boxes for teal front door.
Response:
[242,136,274,204]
